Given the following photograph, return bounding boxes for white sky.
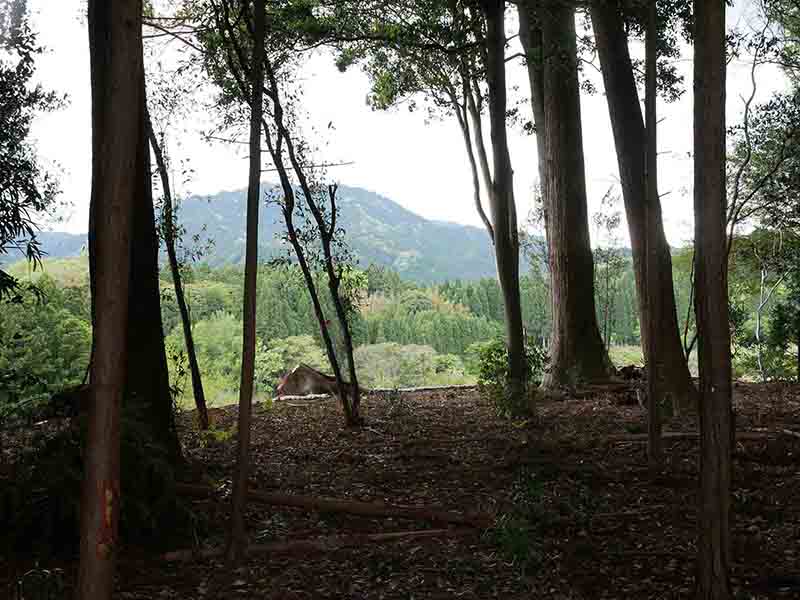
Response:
[27,0,789,247]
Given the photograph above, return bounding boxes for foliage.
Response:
[467,338,548,417]
[0,276,90,415]
[592,190,628,346]
[468,338,548,388]
[0,1,62,299]
[254,334,328,391]
[354,343,467,389]
[486,469,547,576]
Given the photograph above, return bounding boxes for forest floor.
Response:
[5,381,800,599]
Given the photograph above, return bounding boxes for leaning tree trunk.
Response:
[481,0,528,400]
[146,113,210,430]
[226,0,266,565]
[540,0,613,388]
[590,1,696,412]
[78,0,140,597]
[693,1,733,598]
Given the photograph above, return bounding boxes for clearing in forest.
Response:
[5,383,800,598]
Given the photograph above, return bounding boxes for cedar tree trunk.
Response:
[78,0,140,597]
[590,1,696,411]
[126,84,181,461]
[645,0,662,465]
[540,0,613,387]
[693,1,733,597]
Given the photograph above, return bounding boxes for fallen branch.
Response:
[175,483,493,528]
[605,430,787,443]
[162,528,475,562]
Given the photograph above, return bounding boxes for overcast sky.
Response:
[27,0,788,246]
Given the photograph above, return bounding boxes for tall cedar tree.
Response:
[479,0,528,400]
[226,0,266,564]
[540,0,613,387]
[590,1,696,411]
[78,0,140,597]
[693,0,733,597]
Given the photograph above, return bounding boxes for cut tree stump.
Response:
[175,483,493,529]
[161,528,476,562]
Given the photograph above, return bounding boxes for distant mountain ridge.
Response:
[28,185,501,283]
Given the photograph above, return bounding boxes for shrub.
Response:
[467,339,548,417]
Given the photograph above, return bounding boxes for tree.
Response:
[730,229,800,381]
[78,0,141,597]
[332,0,528,401]
[693,1,733,597]
[644,0,662,466]
[223,0,266,564]
[0,0,61,300]
[197,0,365,425]
[478,0,529,401]
[146,112,210,430]
[589,0,696,411]
[540,0,613,388]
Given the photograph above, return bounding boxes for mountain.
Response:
[30,185,500,283]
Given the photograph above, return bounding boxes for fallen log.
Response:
[175,483,493,529]
[162,528,475,562]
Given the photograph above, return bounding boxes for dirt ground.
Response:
[4,382,800,599]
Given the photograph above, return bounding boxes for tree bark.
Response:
[227,0,265,565]
[146,112,210,430]
[125,82,181,461]
[540,0,613,388]
[517,0,547,190]
[78,1,140,597]
[590,1,696,412]
[693,1,733,597]
[481,0,528,400]
[645,0,663,467]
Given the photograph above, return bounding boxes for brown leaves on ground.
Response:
[5,382,800,598]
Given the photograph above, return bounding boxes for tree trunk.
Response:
[125,83,181,462]
[693,1,733,598]
[227,0,265,565]
[645,0,662,467]
[517,0,547,190]
[540,1,613,388]
[146,112,210,430]
[481,0,528,400]
[78,1,140,597]
[590,1,696,411]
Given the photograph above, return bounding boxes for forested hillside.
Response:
[30,185,502,283]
